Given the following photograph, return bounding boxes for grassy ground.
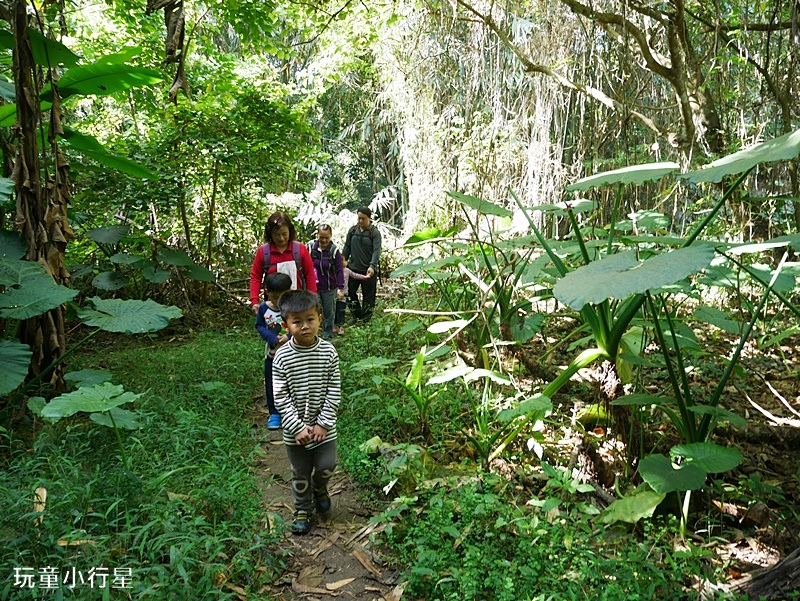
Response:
[2,304,796,600]
[1,324,282,600]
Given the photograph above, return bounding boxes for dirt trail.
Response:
[251,406,403,601]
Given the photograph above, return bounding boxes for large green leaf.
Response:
[64,369,113,389]
[182,263,216,282]
[611,393,674,406]
[566,162,680,191]
[41,382,142,419]
[404,226,460,245]
[529,199,598,215]
[406,353,425,388]
[0,28,80,68]
[0,257,56,288]
[553,246,715,309]
[684,128,800,184]
[30,28,81,67]
[510,313,544,343]
[78,297,182,333]
[391,257,425,278]
[61,127,157,179]
[0,103,14,127]
[745,264,796,292]
[615,210,669,232]
[671,442,744,474]
[0,279,78,319]
[0,79,15,102]
[92,271,129,291]
[599,489,666,524]
[0,177,14,200]
[141,266,170,283]
[110,253,147,266]
[41,61,163,101]
[85,225,129,244]
[693,306,742,334]
[91,406,144,430]
[0,339,32,395]
[659,320,700,351]
[725,233,800,256]
[498,394,552,422]
[427,365,473,385]
[157,249,194,266]
[687,405,747,428]
[0,102,52,127]
[447,191,513,217]
[0,230,26,259]
[638,454,707,494]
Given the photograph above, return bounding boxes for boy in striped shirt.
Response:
[273,290,341,534]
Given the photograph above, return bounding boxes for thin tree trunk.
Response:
[202,158,219,304]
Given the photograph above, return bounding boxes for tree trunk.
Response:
[733,546,800,600]
[11,0,69,394]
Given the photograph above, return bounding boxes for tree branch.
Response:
[559,0,675,81]
[454,0,667,140]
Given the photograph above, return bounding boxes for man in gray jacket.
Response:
[342,206,381,323]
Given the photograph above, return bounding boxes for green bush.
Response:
[384,480,736,601]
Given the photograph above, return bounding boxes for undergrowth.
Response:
[0,325,282,600]
[334,309,756,601]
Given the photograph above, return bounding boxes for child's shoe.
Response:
[290,510,311,535]
[267,414,281,430]
[313,487,331,514]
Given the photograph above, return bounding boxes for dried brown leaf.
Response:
[326,577,355,590]
[291,578,336,595]
[352,548,381,578]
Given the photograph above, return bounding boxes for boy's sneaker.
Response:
[267,414,281,430]
[313,487,331,514]
[290,510,311,535]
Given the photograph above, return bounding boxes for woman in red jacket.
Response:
[250,212,317,313]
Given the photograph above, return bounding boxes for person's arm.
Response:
[255,305,280,345]
[273,352,305,436]
[315,349,341,431]
[368,227,382,276]
[334,250,345,291]
[349,269,367,281]
[249,245,265,310]
[299,244,318,293]
[342,228,352,261]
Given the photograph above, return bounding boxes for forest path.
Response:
[250,405,403,601]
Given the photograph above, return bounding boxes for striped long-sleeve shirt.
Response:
[272,337,340,448]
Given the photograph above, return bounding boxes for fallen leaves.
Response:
[351,548,381,578]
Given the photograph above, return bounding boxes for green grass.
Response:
[0,326,283,600]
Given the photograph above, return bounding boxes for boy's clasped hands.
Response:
[294,424,328,445]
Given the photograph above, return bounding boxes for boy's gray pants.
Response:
[286,440,338,512]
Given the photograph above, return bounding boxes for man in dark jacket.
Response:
[342,206,381,323]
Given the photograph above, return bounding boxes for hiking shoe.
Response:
[314,487,331,514]
[267,414,281,430]
[290,510,311,535]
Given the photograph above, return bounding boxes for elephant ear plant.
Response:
[1,230,182,442]
[510,128,800,529]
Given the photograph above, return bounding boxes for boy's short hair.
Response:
[279,290,322,320]
[264,272,292,293]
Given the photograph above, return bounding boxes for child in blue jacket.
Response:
[256,272,292,429]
